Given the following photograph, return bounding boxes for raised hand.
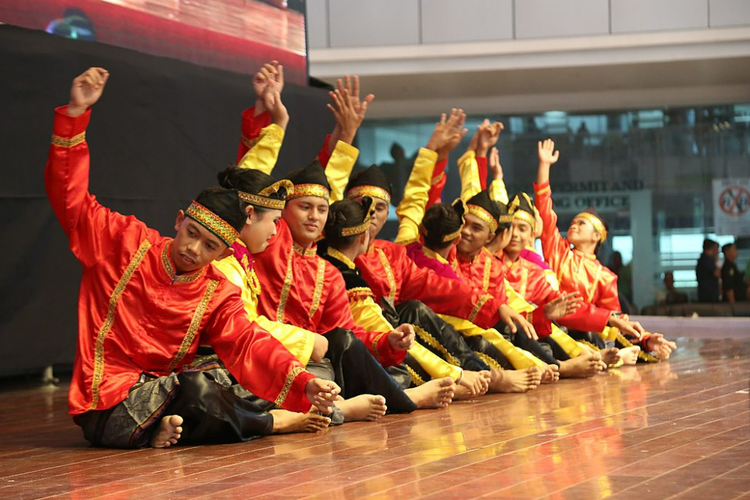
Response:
[68,67,109,117]
[426,108,468,160]
[476,121,503,157]
[263,88,289,130]
[488,147,503,181]
[543,292,583,320]
[538,138,560,166]
[305,378,341,414]
[253,61,284,116]
[388,324,416,351]
[327,75,375,151]
[326,87,369,145]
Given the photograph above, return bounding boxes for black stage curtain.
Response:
[0,25,335,376]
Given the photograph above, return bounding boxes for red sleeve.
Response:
[426,158,448,208]
[596,272,622,312]
[557,302,612,333]
[205,286,315,413]
[534,181,572,273]
[476,156,488,190]
[318,134,333,167]
[45,106,151,268]
[395,248,502,329]
[236,107,272,163]
[320,270,406,366]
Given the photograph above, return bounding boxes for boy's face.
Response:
[282,196,328,247]
[351,195,389,243]
[568,217,600,249]
[507,219,533,254]
[457,213,494,256]
[172,212,231,273]
[242,207,282,254]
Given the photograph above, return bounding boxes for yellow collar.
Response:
[327,247,356,269]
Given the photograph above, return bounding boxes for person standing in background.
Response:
[696,239,720,303]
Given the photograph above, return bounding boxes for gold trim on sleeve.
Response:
[51,131,86,148]
[372,333,386,362]
[308,259,326,318]
[89,239,152,410]
[468,294,492,323]
[376,248,397,302]
[274,366,305,407]
[276,248,295,322]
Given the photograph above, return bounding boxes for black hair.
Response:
[422,203,462,250]
[722,242,736,254]
[217,165,287,216]
[495,201,512,233]
[193,186,246,233]
[324,197,373,250]
[703,238,719,251]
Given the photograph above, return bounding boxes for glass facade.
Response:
[354,103,750,309]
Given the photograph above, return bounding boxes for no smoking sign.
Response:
[718,186,750,216]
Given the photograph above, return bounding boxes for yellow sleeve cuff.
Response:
[327,141,360,202]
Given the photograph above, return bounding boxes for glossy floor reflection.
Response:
[1,334,749,499]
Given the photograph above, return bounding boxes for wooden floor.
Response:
[2,321,750,499]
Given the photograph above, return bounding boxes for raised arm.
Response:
[533,139,570,269]
[395,109,466,244]
[459,120,502,201]
[324,87,365,201]
[319,75,374,166]
[487,146,509,204]
[425,109,467,206]
[46,68,148,267]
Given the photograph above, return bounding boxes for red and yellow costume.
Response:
[47,107,315,416]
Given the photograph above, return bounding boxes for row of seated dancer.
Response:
[47,64,676,450]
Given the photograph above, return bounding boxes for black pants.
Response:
[498,320,560,366]
[324,328,418,413]
[77,362,274,449]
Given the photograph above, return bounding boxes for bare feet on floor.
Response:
[456,370,490,398]
[405,377,455,409]
[559,351,604,378]
[648,334,677,360]
[540,364,560,384]
[489,367,541,393]
[618,346,641,365]
[337,395,387,422]
[600,348,621,367]
[271,410,331,434]
[150,415,183,448]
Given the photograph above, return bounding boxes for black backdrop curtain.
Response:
[0,25,335,376]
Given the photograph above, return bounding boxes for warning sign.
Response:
[713,178,750,236]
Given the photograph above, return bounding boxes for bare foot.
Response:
[619,346,640,365]
[457,370,490,397]
[337,395,387,422]
[558,351,603,378]
[540,364,560,384]
[648,334,677,360]
[600,348,621,366]
[150,415,183,448]
[270,410,330,434]
[488,367,541,393]
[405,377,455,409]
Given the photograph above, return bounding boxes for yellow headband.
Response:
[575,212,608,242]
[466,204,498,233]
[347,185,391,204]
[186,201,239,246]
[287,183,330,201]
[441,198,467,243]
[512,209,535,229]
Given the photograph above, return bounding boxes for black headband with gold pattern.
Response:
[467,204,498,233]
[288,183,330,201]
[341,203,376,237]
[238,179,294,210]
[186,201,240,246]
[347,185,391,204]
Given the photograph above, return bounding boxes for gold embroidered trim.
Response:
[512,210,536,230]
[51,131,86,148]
[414,326,460,366]
[474,351,503,371]
[166,280,219,372]
[376,248,397,302]
[161,242,205,284]
[186,200,239,246]
[347,287,374,301]
[372,333,386,362]
[327,247,356,269]
[405,364,426,386]
[467,204,498,233]
[341,219,371,237]
[535,184,551,196]
[347,185,391,204]
[293,244,317,257]
[288,183,330,200]
[274,366,305,407]
[90,239,152,410]
[247,268,262,297]
[468,294,492,323]
[241,135,258,150]
[615,331,660,363]
[276,248,295,322]
[238,192,285,210]
[482,254,493,292]
[575,212,608,242]
[308,259,326,318]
